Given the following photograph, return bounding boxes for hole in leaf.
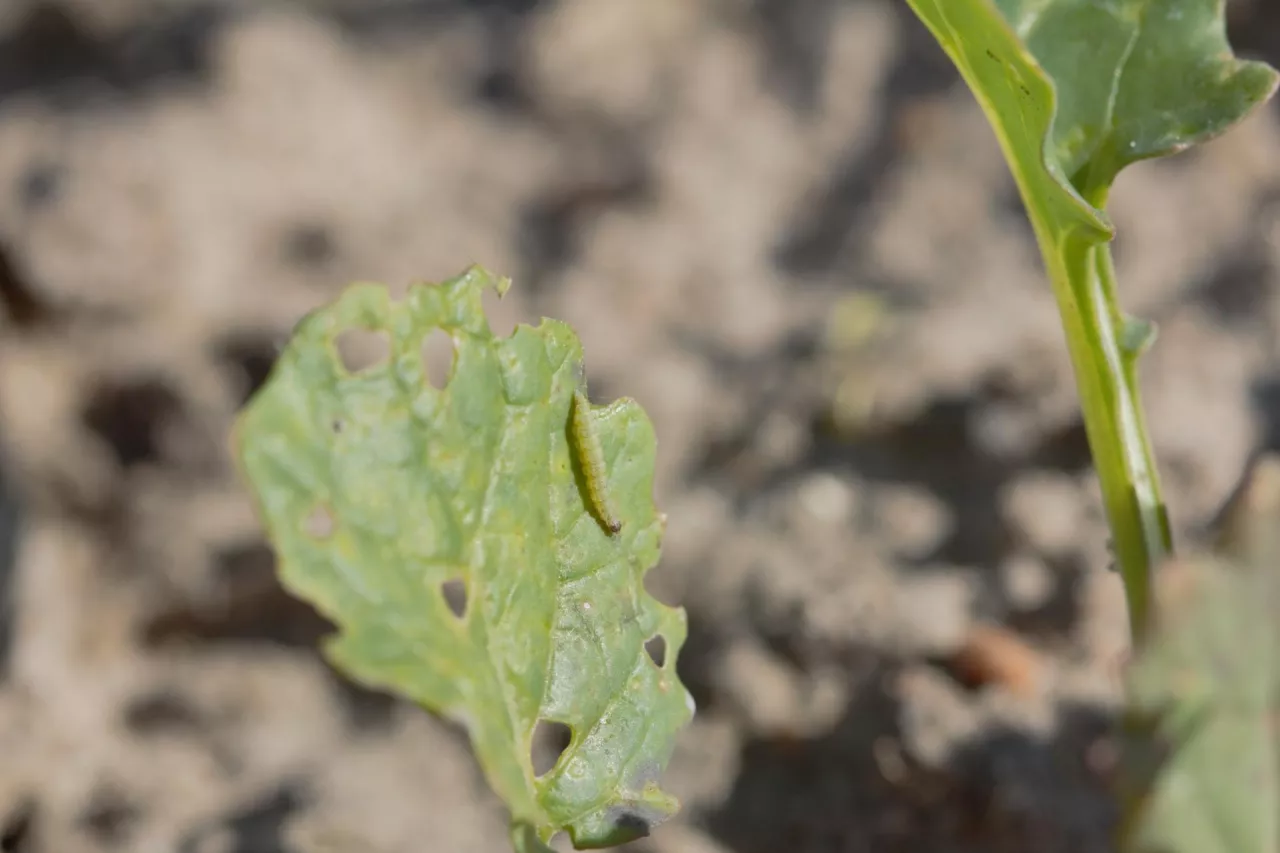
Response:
[531,719,572,777]
[644,635,667,668]
[441,577,467,618]
[335,329,390,373]
[304,506,334,539]
[421,329,455,390]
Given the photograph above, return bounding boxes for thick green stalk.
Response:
[1036,222,1173,640]
[898,0,1275,644]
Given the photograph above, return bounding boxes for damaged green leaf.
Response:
[234,266,694,849]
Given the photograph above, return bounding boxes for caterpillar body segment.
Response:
[571,388,623,535]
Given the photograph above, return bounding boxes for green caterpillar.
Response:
[571,388,622,535]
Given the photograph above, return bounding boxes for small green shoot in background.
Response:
[1118,456,1280,853]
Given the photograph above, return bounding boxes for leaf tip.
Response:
[456,263,513,299]
[1119,316,1158,358]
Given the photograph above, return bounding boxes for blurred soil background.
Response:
[0,1,1278,851]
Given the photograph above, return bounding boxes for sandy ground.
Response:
[0,1,1277,852]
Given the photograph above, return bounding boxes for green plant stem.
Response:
[1037,223,1173,641]
[899,0,1275,648]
